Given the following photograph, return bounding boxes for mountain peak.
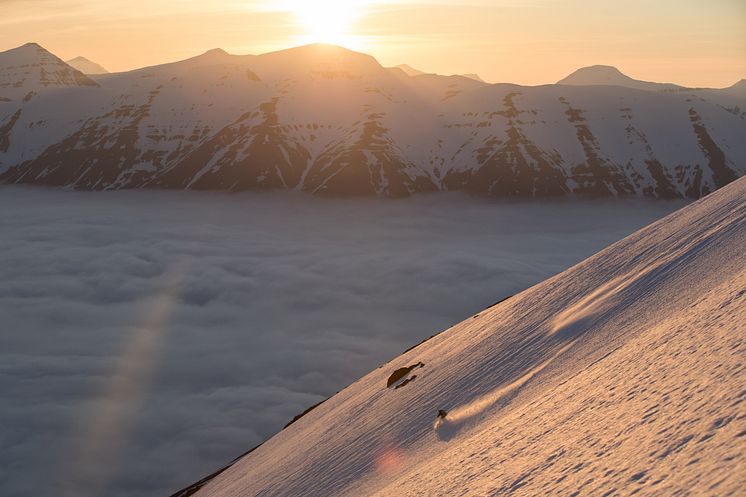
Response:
[264,43,371,58]
[255,43,384,78]
[203,48,229,57]
[558,64,681,91]
[0,42,99,98]
[184,47,238,65]
[461,73,486,83]
[559,65,631,85]
[581,64,624,73]
[66,56,108,75]
[6,42,53,60]
[395,64,427,77]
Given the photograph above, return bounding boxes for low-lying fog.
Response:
[0,186,687,497]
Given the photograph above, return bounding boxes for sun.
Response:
[279,0,368,48]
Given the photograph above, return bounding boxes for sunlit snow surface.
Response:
[0,187,687,496]
[194,178,746,497]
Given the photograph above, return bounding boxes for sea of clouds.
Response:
[0,186,686,496]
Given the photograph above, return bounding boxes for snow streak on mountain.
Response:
[178,175,746,497]
[0,43,744,197]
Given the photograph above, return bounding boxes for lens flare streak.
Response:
[62,261,189,497]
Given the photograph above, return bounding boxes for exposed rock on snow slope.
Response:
[0,42,744,197]
[182,176,746,497]
[66,56,109,75]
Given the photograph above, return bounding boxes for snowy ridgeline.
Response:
[0,42,745,197]
[186,177,746,496]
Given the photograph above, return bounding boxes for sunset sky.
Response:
[1,0,744,87]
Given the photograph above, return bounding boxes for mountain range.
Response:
[0,42,744,197]
[173,173,746,496]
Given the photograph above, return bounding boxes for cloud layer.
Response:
[0,186,685,496]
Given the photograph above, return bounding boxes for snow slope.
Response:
[183,175,746,496]
[0,43,744,197]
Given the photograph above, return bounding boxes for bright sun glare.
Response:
[280,0,368,48]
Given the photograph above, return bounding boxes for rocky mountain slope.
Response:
[176,175,746,497]
[0,42,744,197]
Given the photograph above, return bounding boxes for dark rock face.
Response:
[560,97,635,196]
[0,109,21,153]
[643,159,679,199]
[304,113,437,196]
[688,108,738,191]
[151,99,310,191]
[460,93,569,197]
[387,362,425,388]
[3,89,161,188]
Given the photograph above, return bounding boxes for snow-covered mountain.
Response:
[0,42,744,197]
[175,175,746,497]
[0,43,97,100]
[66,56,109,75]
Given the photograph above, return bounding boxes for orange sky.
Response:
[1,0,744,87]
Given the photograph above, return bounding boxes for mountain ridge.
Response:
[395,63,427,77]
[66,56,108,75]
[0,42,744,198]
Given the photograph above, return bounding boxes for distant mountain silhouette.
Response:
[461,73,486,83]
[66,56,109,75]
[394,64,486,83]
[395,64,427,77]
[558,65,681,91]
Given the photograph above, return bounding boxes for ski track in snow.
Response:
[435,340,576,442]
